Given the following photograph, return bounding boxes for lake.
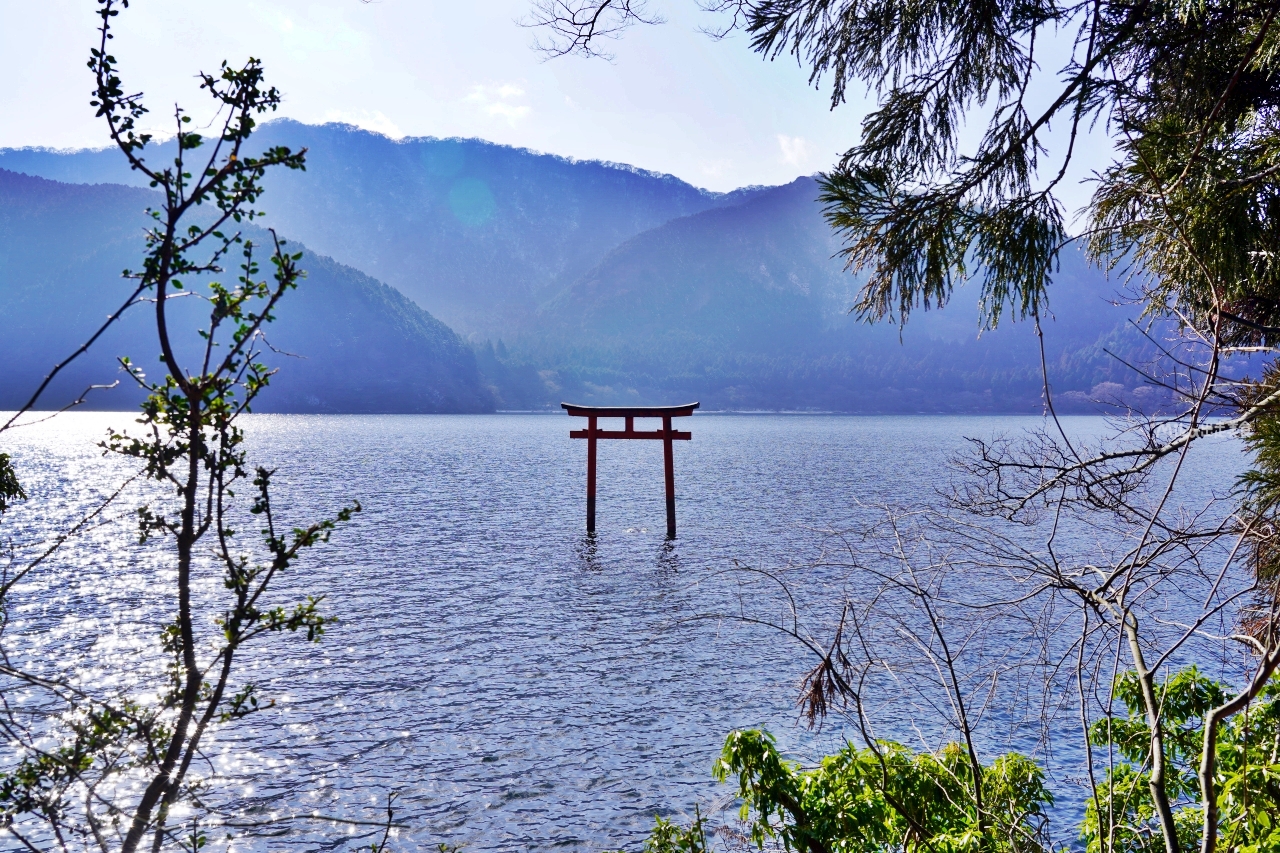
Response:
[0,413,1246,851]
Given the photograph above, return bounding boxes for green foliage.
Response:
[645,806,710,853]
[0,452,23,515]
[1236,363,1280,608]
[649,668,1280,853]
[818,167,1061,329]
[744,0,1075,327]
[1081,669,1280,853]
[1087,1,1280,338]
[1090,669,1228,798]
[649,729,1052,853]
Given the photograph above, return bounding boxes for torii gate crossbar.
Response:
[562,402,699,539]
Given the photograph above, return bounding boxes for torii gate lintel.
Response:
[562,402,699,539]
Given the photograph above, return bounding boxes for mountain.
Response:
[0,122,763,336]
[489,178,1160,412]
[0,169,494,414]
[2,127,1168,413]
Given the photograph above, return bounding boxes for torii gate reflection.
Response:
[562,402,699,539]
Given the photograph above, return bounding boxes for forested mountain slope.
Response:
[3,126,1168,413]
[490,178,1160,412]
[0,122,760,335]
[0,169,493,413]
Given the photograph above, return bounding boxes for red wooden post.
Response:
[586,415,597,533]
[662,415,676,539]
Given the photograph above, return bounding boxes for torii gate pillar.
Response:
[563,403,699,539]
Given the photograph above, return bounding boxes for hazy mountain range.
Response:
[1,121,1159,414]
[0,168,492,414]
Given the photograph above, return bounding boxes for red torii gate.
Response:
[562,402,699,539]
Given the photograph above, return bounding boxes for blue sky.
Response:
[5,1,1107,209]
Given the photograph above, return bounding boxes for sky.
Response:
[3,0,1108,207]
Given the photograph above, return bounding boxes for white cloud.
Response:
[465,83,532,125]
[322,109,405,139]
[777,134,809,167]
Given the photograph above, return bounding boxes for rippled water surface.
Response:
[1,413,1246,851]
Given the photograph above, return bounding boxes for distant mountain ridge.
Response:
[0,121,767,336]
[489,177,1154,412]
[2,123,1167,413]
[0,168,494,414]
